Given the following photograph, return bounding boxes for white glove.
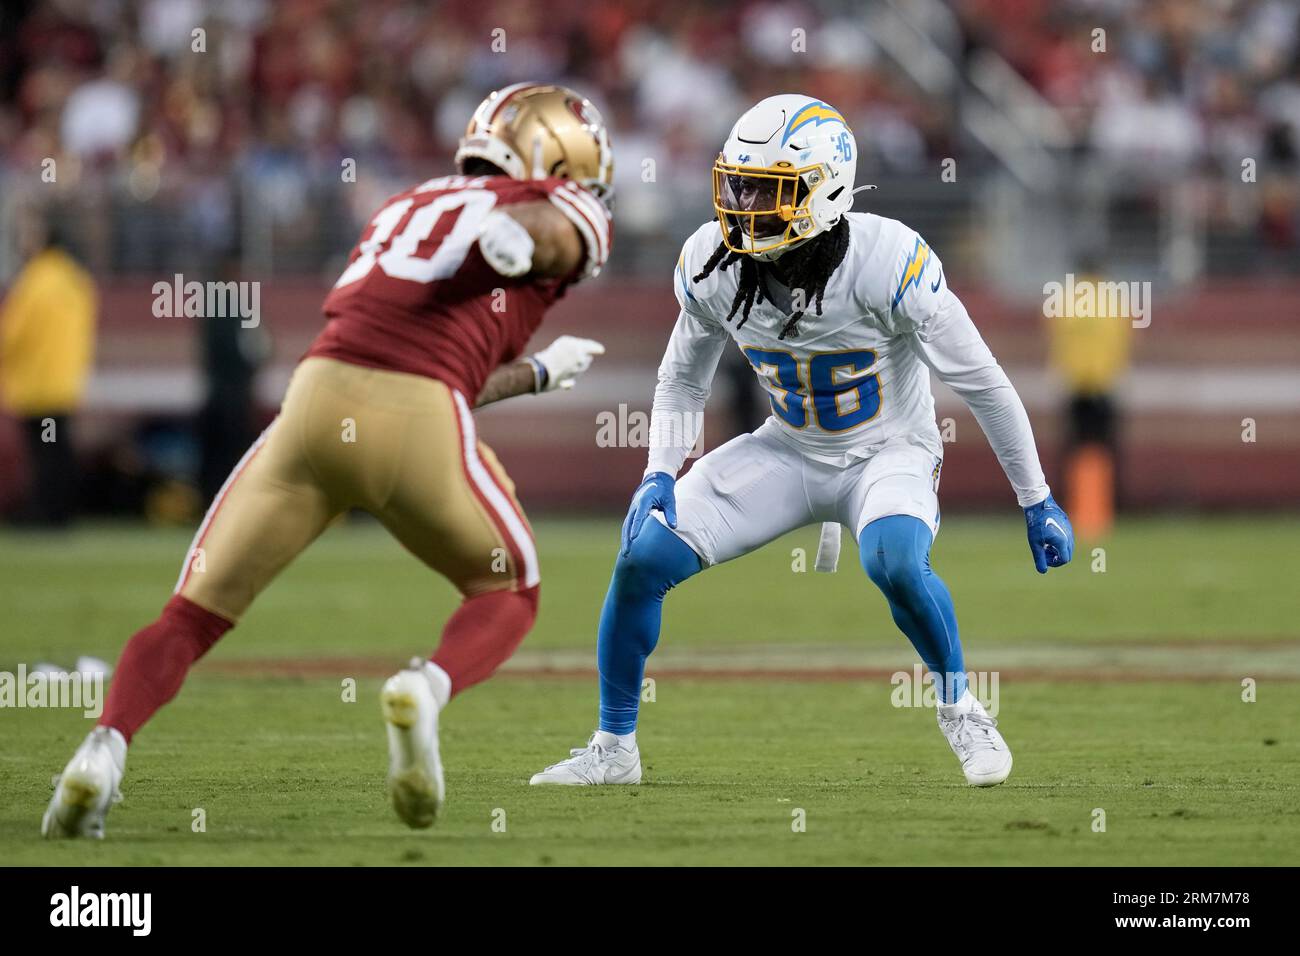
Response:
[477,210,534,277]
[528,336,606,392]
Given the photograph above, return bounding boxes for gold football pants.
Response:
[174,357,538,623]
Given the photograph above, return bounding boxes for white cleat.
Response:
[381,659,445,828]
[42,726,127,839]
[937,689,1013,787]
[529,731,642,786]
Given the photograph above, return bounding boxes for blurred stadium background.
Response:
[1,0,1297,522]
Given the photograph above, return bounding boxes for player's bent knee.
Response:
[471,581,540,616]
[457,560,540,601]
[516,582,540,619]
[611,544,673,600]
[612,520,702,601]
[859,515,932,603]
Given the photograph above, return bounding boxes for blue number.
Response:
[835,131,853,163]
[744,348,879,431]
[809,351,879,431]
[742,347,807,428]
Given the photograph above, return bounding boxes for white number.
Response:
[333,190,497,289]
[333,198,410,288]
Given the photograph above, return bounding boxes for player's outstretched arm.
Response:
[475,335,606,407]
[477,202,586,279]
[908,288,1074,573]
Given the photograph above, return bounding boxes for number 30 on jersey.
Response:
[333,188,497,288]
[742,348,881,432]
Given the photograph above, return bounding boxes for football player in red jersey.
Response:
[43,84,615,836]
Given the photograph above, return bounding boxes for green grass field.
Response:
[2,515,1298,866]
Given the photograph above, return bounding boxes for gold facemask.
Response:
[711,157,825,255]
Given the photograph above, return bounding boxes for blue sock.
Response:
[859,515,967,703]
[597,519,702,734]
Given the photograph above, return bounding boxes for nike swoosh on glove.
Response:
[1024,495,1074,574]
[621,472,676,556]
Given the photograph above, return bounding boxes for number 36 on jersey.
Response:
[742,347,881,432]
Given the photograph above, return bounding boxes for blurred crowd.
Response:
[963,0,1300,252]
[0,0,1297,275]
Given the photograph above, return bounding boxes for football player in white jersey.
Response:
[531,94,1074,788]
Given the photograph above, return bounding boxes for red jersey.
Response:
[307,174,611,398]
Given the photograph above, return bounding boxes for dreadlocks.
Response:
[691,218,851,340]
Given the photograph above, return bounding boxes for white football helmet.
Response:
[712,94,857,260]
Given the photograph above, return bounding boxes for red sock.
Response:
[432,585,539,697]
[100,595,233,742]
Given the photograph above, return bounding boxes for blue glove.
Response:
[1024,495,1074,574]
[621,472,677,555]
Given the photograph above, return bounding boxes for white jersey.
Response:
[646,213,1049,507]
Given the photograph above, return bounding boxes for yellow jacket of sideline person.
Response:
[0,248,98,416]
